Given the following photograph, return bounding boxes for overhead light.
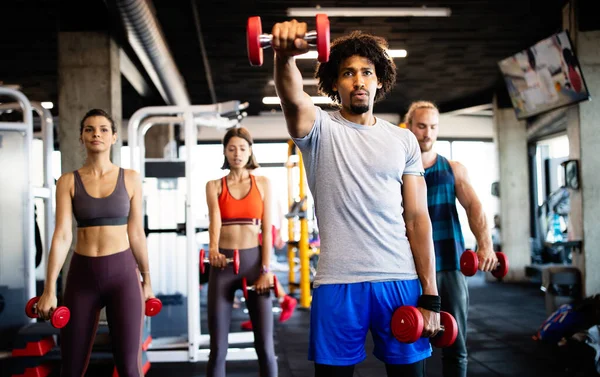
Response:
[262,96,333,105]
[295,49,407,59]
[287,7,451,18]
[268,78,319,86]
[41,102,54,109]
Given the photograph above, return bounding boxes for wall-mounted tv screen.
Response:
[498,30,590,120]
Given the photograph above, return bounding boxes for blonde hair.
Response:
[404,101,439,127]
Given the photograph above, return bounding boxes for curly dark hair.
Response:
[315,31,397,105]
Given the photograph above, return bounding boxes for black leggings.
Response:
[60,249,144,377]
[206,247,277,377]
[315,360,425,377]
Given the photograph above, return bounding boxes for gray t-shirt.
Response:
[293,107,425,286]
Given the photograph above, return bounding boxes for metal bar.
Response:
[298,151,311,309]
[286,140,297,294]
[184,109,200,361]
[0,87,34,312]
[31,102,55,276]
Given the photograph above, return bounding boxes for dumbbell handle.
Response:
[32,302,57,314]
[202,257,236,264]
[258,31,318,49]
[245,283,276,291]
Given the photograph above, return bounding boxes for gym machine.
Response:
[285,141,319,309]
[127,101,260,363]
[0,88,55,350]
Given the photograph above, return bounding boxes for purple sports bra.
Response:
[72,168,130,228]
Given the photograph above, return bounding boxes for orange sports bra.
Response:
[218,174,263,226]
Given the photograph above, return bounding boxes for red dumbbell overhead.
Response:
[199,248,240,275]
[242,274,279,299]
[315,14,330,63]
[25,297,70,329]
[460,249,509,278]
[246,14,330,66]
[390,306,458,348]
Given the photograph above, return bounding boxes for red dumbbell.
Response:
[199,248,240,275]
[460,249,509,278]
[25,297,70,329]
[242,274,279,300]
[145,298,162,317]
[246,14,330,66]
[391,306,458,348]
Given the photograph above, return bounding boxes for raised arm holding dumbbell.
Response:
[266,17,440,377]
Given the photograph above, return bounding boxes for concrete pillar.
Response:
[492,96,531,282]
[58,31,122,170]
[563,1,600,296]
[57,31,122,296]
[573,30,600,296]
[145,124,174,158]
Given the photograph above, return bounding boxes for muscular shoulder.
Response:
[448,160,469,182]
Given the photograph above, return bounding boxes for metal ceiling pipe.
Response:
[115,0,191,106]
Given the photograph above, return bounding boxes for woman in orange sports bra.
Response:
[206,126,297,377]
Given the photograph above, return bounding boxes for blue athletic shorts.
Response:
[308,279,432,365]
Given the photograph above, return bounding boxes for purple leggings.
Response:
[60,249,144,377]
[206,247,277,377]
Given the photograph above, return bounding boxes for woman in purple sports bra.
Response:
[35,108,156,377]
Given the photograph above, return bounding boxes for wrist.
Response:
[417,294,441,313]
[43,283,56,295]
[260,265,270,275]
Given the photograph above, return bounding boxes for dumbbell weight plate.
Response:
[430,311,458,348]
[25,297,39,318]
[315,14,330,63]
[51,306,71,329]
[460,249,478,277]
[233,249,240,275]
[390,306,423,344]
[242,277,249,299]
[199,248,206,274]
[247,16,263,66]
[491,252,509,279]
[145,298,163,317]
[273,275,279,297]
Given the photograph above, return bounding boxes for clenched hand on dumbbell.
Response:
[246,14,330,66]
[391,306,458,348]
[200,248,240,275]
[242,275,280,299]
[460,249,509,278]
[26,296,70,329]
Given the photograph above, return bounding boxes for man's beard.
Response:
[350,104,369,114]
[419,141,433,152]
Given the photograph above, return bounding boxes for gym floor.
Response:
[2,272,577,377]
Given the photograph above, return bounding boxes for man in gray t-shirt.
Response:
[294,107,425,286]
[271,24,441,377]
